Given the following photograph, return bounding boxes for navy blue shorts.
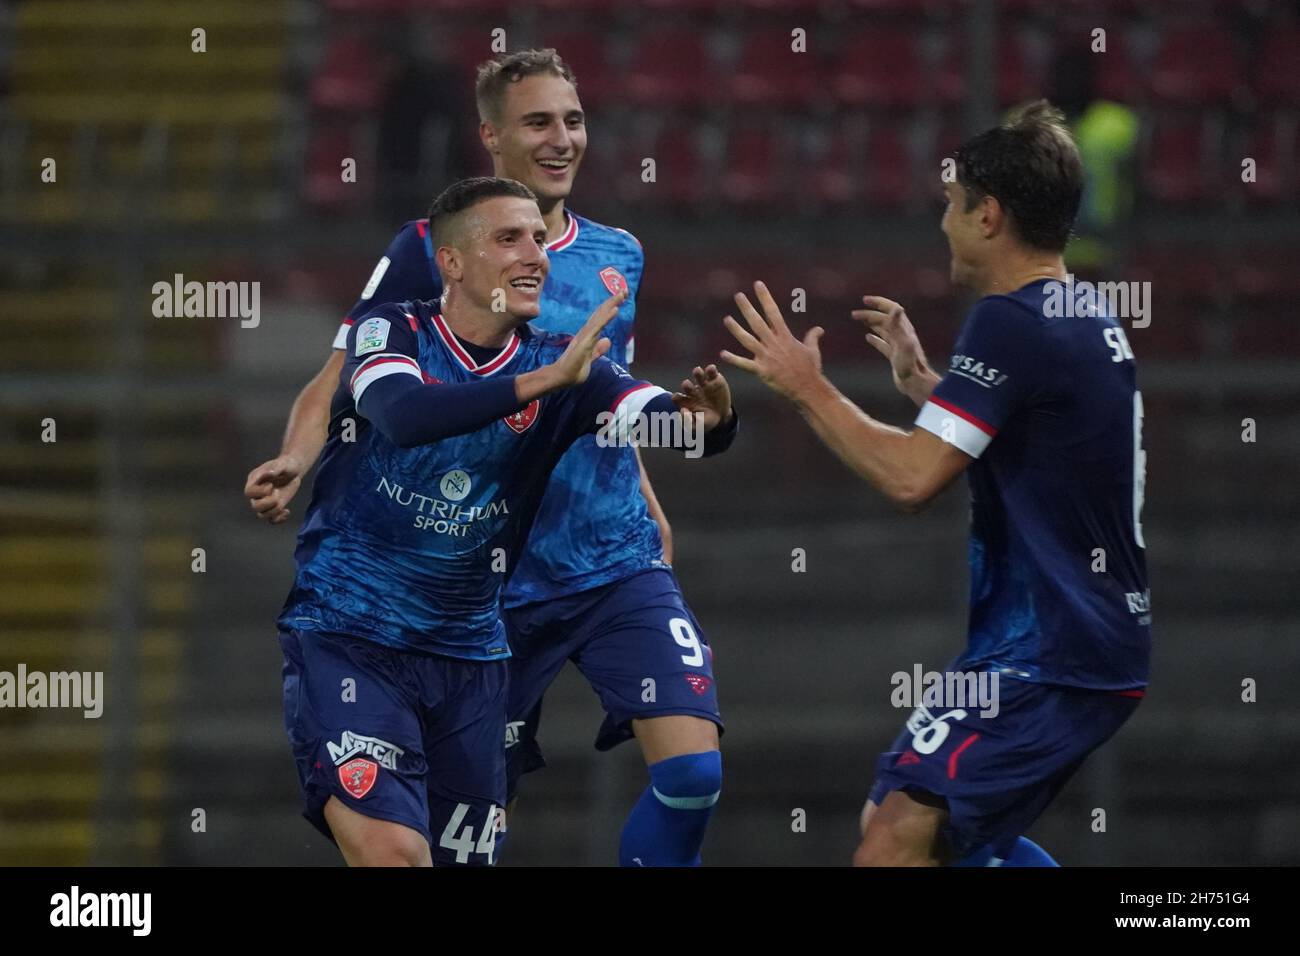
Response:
[868,675,1142,859]
[502,568,723,800]
[279,628,507,865]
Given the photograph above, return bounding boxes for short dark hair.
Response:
[954,100,1084,252]
[475,49,577,123]
[427,177,537,248]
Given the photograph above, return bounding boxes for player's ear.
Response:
[980,195,1003,240]
[479,120,499,156]
[436,246,463,283]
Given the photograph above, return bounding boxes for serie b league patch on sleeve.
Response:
[356,316,391,356]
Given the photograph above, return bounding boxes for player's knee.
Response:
[648,750,722,809]
[354,826,429,867]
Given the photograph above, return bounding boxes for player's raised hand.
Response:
[549,288,623,388]
[720,281,825,401]
[671,364,733,430]
[851,295,939,407]
[244,454,304,524]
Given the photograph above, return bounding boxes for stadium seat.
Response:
[1236,118,1296,205]
[1143,117,1219,206]
[623,125,707,207]
[1254,29,1300,105]
[728,27,823,107]
[864,125,913,207]
[835,28,926,107]
[310,34,387,113]
[624,28,716,107]
[721,126,785,208]
[304,125,367,209]
[805,125,864,207]
[1150,27,1244,105]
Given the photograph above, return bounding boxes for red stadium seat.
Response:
[1143,118,1218,206]
[1092,32,1139,104]
[304,125,368,210]
[1237,119,1296,206]
[1150,27,1244,104]
[624,126,707,207]
[728,27,823,107]
[1254,29,1300,105]
[624,28,716,107]
[806,126,864,207]
[835,28,926,107]
[720,126,784,208]
[864,126,913,207]
[310,35,387,113]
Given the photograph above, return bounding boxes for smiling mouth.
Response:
[537,158,572,171]
[509,276,541,291]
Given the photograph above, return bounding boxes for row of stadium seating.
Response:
[312,23,1300,111]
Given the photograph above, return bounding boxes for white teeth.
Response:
[538,160,569,168]
[510,278,539,290]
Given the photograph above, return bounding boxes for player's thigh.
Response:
[423,658,509,866]
[854,789,950,867]
[324,796,431,867]
[632,714,719,764]
[571,569,724,754]
[279,629,433,849]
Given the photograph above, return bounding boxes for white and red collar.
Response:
[431,313,521,376]
[546,211,579,252]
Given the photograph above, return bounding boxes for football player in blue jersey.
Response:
[279,176,736,866]
[721,102,1149,867]
[253,50,731,865]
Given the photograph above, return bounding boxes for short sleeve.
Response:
[332,219,443,349]
[341,305,424,406]
[915,297,1038,458]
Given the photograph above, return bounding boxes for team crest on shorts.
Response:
[504,399,540,434]
[684,674,712,696]
[599,266,627,297]
[897,750,921,767]
[338,758,378,798]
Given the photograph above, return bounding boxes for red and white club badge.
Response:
[599,266,627,297]
[504,399,540,434]
[338,758,378,798]
[684,674,712,696]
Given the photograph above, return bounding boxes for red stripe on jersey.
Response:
[416,218,428,238]
[404,313,418,332]
[930,396,997,436]
[349,355,420,392]
[546,212,579,252]
[1112,688,1146,698]
[610,382,655,414]
[947,732,981,779]
[342,317,354,326]
[431,313,520,375]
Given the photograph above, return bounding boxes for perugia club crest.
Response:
[339,758,378,798]
[504,399,540,434]
[599,266,627,297]
[684,674,712,696]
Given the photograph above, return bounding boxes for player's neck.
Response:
[441,298,520,350]
[977,253,1067,298]
[537,198,569,244]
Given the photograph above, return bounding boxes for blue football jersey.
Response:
[281,299,669,660]
[913,279,1151,689]
[331,211,662,606]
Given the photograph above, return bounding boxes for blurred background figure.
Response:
[1,0,1296,865]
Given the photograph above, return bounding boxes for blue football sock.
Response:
[619,751,722,867]
[955,836,1060,867]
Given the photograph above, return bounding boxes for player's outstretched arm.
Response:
[356,292,625,449]
[719,281,966,511]
[851,296,941,408]
[244,349,344,524]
